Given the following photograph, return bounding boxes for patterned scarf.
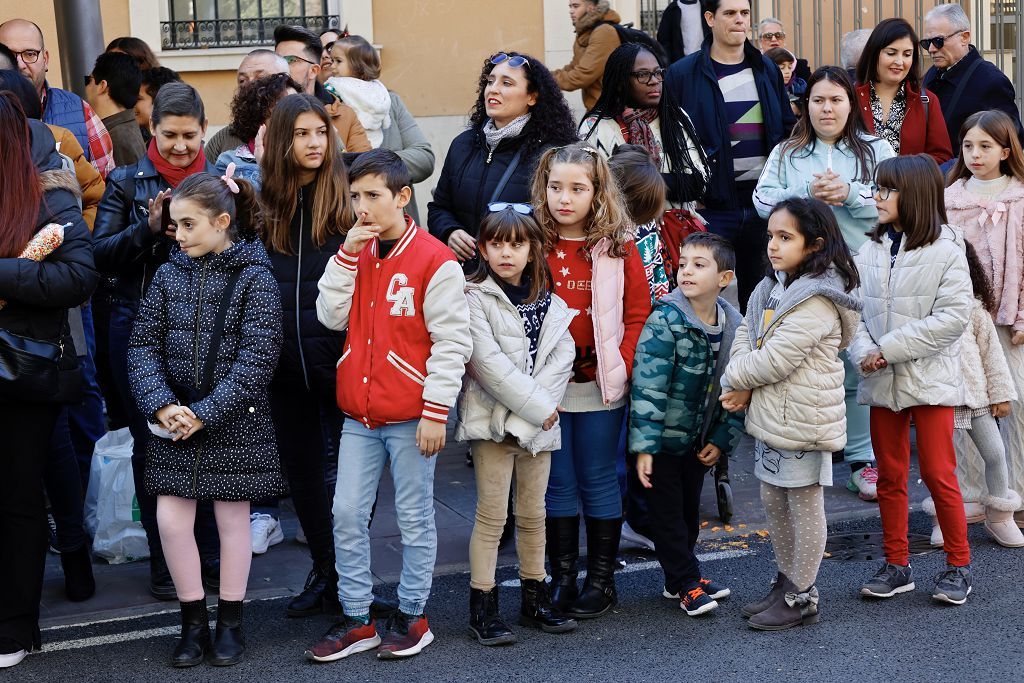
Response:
[483,113,531,151]
[618,108,662,167]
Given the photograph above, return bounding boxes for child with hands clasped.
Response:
[311,149,472,663]
[534,143,652,620]
[455,204,578,645]
[629,232,744,617]
[720,197,862,631]
[127,169,286,667]
[945,109,1024,529]
[851,155,974,605]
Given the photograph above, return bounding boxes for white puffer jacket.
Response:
[848,225,973,411]
[723,270,861,453]
[960,298,1018,409]
[455,277,576,454]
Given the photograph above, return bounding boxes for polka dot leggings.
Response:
[760,482,826,592]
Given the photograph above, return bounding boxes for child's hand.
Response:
[860,351,887,373]
[992,401,1012,418]
[155,403,183,431]
[542,411,559,431]
[416,418,446,458]
[176,415,205,441]
[696,443,722,466]
[720,389,751,413]
[343,213,383,254]
[636,453,653,489]
[1012,331,1024,346]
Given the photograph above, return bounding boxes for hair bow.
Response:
[221,162,240,194]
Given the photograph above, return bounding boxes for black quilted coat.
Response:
[127,237,286,501]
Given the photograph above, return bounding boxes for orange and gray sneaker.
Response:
[377,611,434,659]
[680,585,719,617]
[305,616,381,662]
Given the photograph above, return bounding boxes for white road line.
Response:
[498,548,753,587]
[44,626,180,652]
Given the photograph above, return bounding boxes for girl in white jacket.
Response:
[849,154,974,605]
[455,205,577,645]
[326,35,392,147]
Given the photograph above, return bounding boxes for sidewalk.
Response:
[39,429,925,629]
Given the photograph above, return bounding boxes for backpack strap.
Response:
[198,268,244,396]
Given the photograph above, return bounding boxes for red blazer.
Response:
[855,82,953,164]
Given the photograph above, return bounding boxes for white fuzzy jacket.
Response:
[848,225,973,411]
[960,299,1019,409]
[723,270,861,453]
[455,277,577,454]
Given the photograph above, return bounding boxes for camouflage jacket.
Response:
[628,289,744,456]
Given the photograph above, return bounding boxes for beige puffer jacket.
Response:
[960,299,1018,409]
[723,270,861,453]
[455,277,576,454]
[848,225,972,411]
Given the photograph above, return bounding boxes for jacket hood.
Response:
[576,1,619,34]
[945,176,1024,208]
[28,118,66,173]
[661,288,742,332]
[747,268,862,347]
[169,236,273,273]
[40,169,82,199]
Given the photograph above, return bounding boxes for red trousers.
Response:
[870,405,970,567]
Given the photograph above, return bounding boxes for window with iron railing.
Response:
[161,1,340,50]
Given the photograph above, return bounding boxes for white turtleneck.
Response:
[966,174,1011,199]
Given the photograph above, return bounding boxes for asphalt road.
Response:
[13,512,1022,683]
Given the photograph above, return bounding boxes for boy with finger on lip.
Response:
[629,232,744,617]
[311,149,472,663]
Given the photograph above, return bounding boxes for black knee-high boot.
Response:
[546,516,579,612]
[567,517,621,618]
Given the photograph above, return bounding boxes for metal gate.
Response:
[639,0,1024,112]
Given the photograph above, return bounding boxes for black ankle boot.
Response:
[287,562,340,617]
[149,555,176,601]
[546,516,580,612]
[207,599,244,666]
[468,587,516,646]
[60,545,96,602]
[520,579,577,633]
[170,599,210,667]
[567,517,621,619]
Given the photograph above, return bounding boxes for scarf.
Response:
[325,76,392,148]
[483,113,531,151]
[618,108,662,167]
[146,138,207,189]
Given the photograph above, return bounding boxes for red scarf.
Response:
[146,138,207,188]
[617,108,662,168]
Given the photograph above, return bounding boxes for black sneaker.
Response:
[932,565,972,605]
[48,514,61,555]
[860,562,915,598]
[149,556,177,601]
[679,586,718,616]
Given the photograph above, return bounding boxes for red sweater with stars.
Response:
[547,236,651,383]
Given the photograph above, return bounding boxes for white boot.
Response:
[922,497,943,547]
[964,500,986,523]
[983,490,1024,547]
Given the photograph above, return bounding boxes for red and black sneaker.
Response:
[680,586,719,617]
[305,616,381,662]
[377,611,434,659]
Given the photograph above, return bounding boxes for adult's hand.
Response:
[447,229,477,261]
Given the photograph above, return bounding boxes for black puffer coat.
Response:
[127,237,286,501]
[266,182,346,400]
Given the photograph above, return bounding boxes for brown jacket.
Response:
[45,123,105,230]
[553,1,622,110]
[325,99,373,152]
[102,109,147,168]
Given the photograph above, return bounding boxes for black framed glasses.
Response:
[282,54,317,66]
[12,48,41,64]
[872,185,895,200]
[488,202,532,215]
[760,31,786,41]
[630,68,666,85]
[490,53,531,70]
[919,30,965,51]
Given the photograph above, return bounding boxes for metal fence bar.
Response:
[835,0,843,66]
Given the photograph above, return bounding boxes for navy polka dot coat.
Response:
[127,237,287,501]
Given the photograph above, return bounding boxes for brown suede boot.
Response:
[741,571,786,618]
[748,578,819,631]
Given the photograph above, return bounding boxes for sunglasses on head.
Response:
[488,202,532,215]
[490,53,531,70]
[919,30,965,51]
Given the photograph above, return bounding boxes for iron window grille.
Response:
[161,1,340,50]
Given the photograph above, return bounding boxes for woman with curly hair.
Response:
[427,51,578,270]
[215,73,302,190]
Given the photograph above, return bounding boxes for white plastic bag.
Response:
[84,428,150,564]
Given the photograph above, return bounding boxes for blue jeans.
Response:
[333,418,437,617]
[546,407,626,519]
[842,351,874,464]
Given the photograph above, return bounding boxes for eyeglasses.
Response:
[760,32,786,42]
[872,185,895,200]
[12,48,41,64]
[488,202,532,215]
[282,54,317,66]
[630,68,666,85]
[490,53,531,70]
[919,30,965,51]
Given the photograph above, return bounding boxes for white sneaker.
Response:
[847,465,878,501]
[620,521,655,551]
[0,649,28,669]
[250,513,284,555]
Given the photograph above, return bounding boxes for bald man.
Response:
[205,49,291,159]
[0,18,114,179]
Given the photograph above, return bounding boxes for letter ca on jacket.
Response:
[386,273,416,317]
